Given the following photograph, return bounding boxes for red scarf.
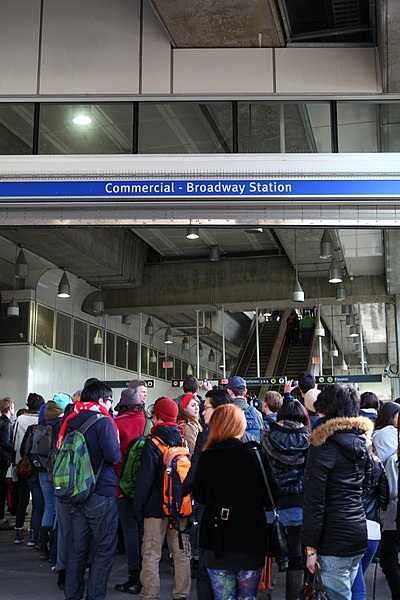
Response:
[57,401,119,448]
[150,421,185,436]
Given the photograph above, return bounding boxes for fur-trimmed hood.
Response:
[310,416,373,447]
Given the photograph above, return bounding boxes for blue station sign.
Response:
[2,178,400,200]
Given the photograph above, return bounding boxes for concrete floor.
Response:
[0,513,392,599]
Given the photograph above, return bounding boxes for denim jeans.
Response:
[351,539,380,600]
[27,471,44,537]
[117,496,141,572]
[39,470,56,527]
[64,493,118,600]
[319,554,364,600]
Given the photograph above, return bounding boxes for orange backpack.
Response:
[150,436,192,525]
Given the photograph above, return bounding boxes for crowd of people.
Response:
[0,372,398,600]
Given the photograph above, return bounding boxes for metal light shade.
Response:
[144,316,154,336]
[346,314,356,326]
[349,326,359,337]
[181,336,189,351]
[186,227,199,240]
[336,283,347,301]
[7,297,19,317]
[315,317,325,337]
[58,271,71,298]
[93,329,103,345]
[122,315,132,325]
[93,300,104,314]
[15,248,28,278]
[164,326,173,344]
[341,357,348,371]
[292,278,305,302]
[330,346,339,358]
[329,258,342,283]
[149,350,157,364]
[208,349,215,362]
[198,343,203,357]
[187,364,193,375]
[209,246,221,261]
[320,230,334,259]
[341,304,352,315]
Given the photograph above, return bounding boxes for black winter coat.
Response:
[302,416,373,557]
[193,439,276,558]
[261,419,309,509]
[133,424,186,520]
[0,415,13,463]
[362,452,389,523]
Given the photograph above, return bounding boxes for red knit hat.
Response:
[152,397,178,423]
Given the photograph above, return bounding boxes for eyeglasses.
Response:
[203,405,213,411]
[104,396,113,403]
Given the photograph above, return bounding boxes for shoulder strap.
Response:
[254,447,277,512]
[143,418,152,437]
[76,413,105,481]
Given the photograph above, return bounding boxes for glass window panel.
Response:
[0,104,34,154]
[173,358,182,380]
[0,301,30,343]
[73,319,87,358]
[238,102,331,153]
[116,335,127,369]
[338,103,378,152]
[55,312,72,354]
[139,102,233,153]
[181,360,189,377]
[127,340,138,372]
[106,332,115,365]
[39,103,133,154]
[36,304,54,348]
[142,347,149,375]
[89,325,103,362]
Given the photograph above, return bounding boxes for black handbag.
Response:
[302,564,328,600]
[254,448,289,558]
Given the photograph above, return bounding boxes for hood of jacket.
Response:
[44,400,64,422]
[310,416,373,460]
[372,425,398,462]
[262,421,309,466]
[151,423,185,447]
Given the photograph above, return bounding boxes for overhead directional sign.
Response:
[104,379,154,388]
[3,178,400,201]
[315,375,382,384]
[245,377,286,386]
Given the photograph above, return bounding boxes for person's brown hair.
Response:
[0,397,14,414]
[263,391,283,412]
[203,404,246,450]
[178,395,202,432]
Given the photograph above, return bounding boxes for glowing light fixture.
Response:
[7,297,19,318]
[336,283,347,301]
[72,114,92,126]
[58,270,70,298]
[164,326,173,344]
[186,227,199,240]
[329,258,342,283]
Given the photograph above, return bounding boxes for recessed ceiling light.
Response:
[72,114,92,126]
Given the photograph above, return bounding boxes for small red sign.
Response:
[163,361,173,369]
[220,378,229,385]
[312,357,320,364]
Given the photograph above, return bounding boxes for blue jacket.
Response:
[67,410,121,497]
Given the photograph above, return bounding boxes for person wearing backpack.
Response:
[226,376,264,441]
[36,392,72,562]
[57,381,121,600]
[13,392,45,546]
[133,396,191,600]
[114,388,152,595]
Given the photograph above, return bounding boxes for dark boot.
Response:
[56,569,65,590]
[114,569,142,595]
[39,526,51,560]
[286,569,304,600]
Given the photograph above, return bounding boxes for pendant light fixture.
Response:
[164,326,173,344]
[346,314,356,327]
[292,230,304,302]
[15,245,28,279]
[57,269,71,298]
[93,328,103,345]
[341,304,352,315]
[187,363,193,375]
[349,326,359,338]
[7,244,20,317]
[208,349,215,362]
[122,315,132,325]
[320,230,334,260]
[328,256,342,284]
[336,282,347,301]
[340,321,348,371]
[144,316,154,336]
[186,227,199,240]
[181,336,190,352]
[149,350,157,364]
[198,342,203,358]
[209,246,221,261]
[329,306,338,357]
[314,265,325,337]
[93,284,104,314]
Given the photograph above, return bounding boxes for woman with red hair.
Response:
[193,403,276,599]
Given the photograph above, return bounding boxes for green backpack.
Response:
[53,413,105,504]
[119,418,153,499]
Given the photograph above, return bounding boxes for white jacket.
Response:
[372,425,398,531]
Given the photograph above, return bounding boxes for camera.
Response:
[292,380,299,387]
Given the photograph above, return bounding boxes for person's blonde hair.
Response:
[0,396,14,414]
[203,404,246,450]
[263,391,283,412]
